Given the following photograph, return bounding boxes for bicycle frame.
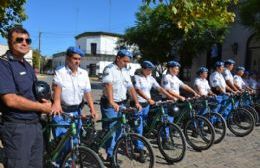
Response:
[144,102,173,135]
[43,115,79,162]
[85,112,130,150]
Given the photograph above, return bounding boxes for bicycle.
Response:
[193,96,227,144]
[217,93,255,137]
[238,91,260,126]
[171,98,215,151]
[42,113,104,168]
[141,100,186,163]
[81,106,155,168]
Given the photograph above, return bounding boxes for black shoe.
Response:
[162,140,175,150]
[106,157,120,168]
[215,122,223,129]
[134,149,146,163]
[191,131,198,138]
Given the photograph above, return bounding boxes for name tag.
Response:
[20,71,26,75]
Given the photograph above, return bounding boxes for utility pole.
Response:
[38,32,42,73]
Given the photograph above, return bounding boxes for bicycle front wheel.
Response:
[157,122,186,163]
[61,146,104,168]
[184,115,215,151]
[113,133,155,168]
[227,108,255,137]
[204,112,227,144]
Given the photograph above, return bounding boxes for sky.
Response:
[0,0,144,56]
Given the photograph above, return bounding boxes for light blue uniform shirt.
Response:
[161,73,184,94]
[209,71,226,92]
[53,66,91,106]
[102,63,133,102]
[134,74,160,103]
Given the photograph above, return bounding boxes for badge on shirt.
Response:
[20,71,26,75]
[163,80,168,85]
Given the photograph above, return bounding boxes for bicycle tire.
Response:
[203,112,227,144]
[253,103,260,126]
[157,122,186,163]
[61,146,104,168]
[227,108,255,137]
[113,133,155,168]
[244,105,259,126]
[184,115,215,151]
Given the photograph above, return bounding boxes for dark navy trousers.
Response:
[1,122,43,168]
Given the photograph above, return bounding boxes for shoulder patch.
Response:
[0,54,8,61]
[163,80,168,85]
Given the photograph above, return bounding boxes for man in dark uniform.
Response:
[0,26,52,168]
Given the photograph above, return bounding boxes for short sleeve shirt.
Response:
[0,51,38,120]
[161,73,184,94]
[209,71,226,92]
[134,74,160,103]
[194,78,211,96]
[53,66,91,106]
[234,75,246,89]
[102,63,133,102]
[223,69,234,84]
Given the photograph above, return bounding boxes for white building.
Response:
[0,44,33,65]
[52,31,140,76]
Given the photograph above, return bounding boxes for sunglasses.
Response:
[15,37,32,45]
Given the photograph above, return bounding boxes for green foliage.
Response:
[239,0,260,37]
[32,49,41,69]
[121,0,237,66]
[0,0,27,37]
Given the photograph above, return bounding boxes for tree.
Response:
[121,1,237,66]
[0,0,27,37]
[239,0,260,37]
[144,0,237,34]
[32,49,41,70]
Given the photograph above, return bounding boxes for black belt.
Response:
[140,102,149,107]
[3,117,40,124]
[115,100,127,105]
[62,104,82,112]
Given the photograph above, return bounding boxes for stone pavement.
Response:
[1,75,259,168]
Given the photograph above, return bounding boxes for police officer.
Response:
[134,61,175,152]
[100,49,142,165]
[161,60,199,100]
[234,66,253,92]
[194,67,215,96]
[223,59,239,92]
[209,61,235,119]
[0,26,52,168]
[51,47,97,164]
[209,61,235,94]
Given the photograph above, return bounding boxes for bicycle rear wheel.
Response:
[184,115,215,151]
[61,146,104,168]
[227,108,255,137]
[157,122,186,163]
[113,133,155,168]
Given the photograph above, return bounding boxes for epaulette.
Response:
[106,63,113,69]
[0,54,8,61]
[55,65,65,71]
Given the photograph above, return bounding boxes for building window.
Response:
[91,43,97,55]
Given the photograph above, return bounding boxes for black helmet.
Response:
[33,81,51,101]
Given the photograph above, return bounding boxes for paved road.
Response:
[1,75,259,168]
